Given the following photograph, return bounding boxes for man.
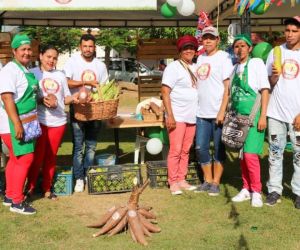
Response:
[64,34,108,192]
[194,26,233,196]
[266,16,300,208]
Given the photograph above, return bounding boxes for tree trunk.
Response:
[104,46,111,71]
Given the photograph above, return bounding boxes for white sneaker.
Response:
[251,192,263,208]
[74,179,84,192]
[232,188,251,202]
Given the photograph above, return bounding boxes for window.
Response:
[109,61,122,71]
[125,60,137,73]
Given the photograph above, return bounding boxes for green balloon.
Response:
[251,42,272,63]
[146,127,169,145]
[160,3,177,18]
[252,0,270,15]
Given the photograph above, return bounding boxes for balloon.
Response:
[251,42,272,63]
[167,0,183,7]
[146,127,169,145]
[146,138,163,155]
[177,0,195,16]
[160,3,177,18]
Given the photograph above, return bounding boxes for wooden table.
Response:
[105,115,164,164]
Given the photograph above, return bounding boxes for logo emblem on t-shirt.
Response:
[41,78,60,94]
[282,59,299,80]
[55,0,72,4]
[196,63,211,80]
[81,70,96,82]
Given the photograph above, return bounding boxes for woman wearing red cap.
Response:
[161,35,198,195]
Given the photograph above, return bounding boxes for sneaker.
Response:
[251,192,263,208]
[170,183,183,195]
[74,179,84,193]
[294,196,300,209]
[231,188,251,202]
[194,181,211,193]
[208,183,220,196]
[265,192,281,206]
[10,202,36,215]
[178,180,196,191]
[2,196,12,207]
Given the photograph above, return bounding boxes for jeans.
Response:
[71,119,101,180]
[195,117,226,166]
[267,118,300,196]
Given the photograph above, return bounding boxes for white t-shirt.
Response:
[63,53,108,94]
[0,62,30,134]
[30,67,71,127]
[234,58,270,94]
[266,43,300,123]
[196,50,233,118]
[162,60,198,124]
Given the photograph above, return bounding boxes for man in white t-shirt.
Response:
[194,26,233,196]
[64,34,108,192]
[265,16,300,209]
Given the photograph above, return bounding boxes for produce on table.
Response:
[87,179,161,246]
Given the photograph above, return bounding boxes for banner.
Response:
[0,0,157,10]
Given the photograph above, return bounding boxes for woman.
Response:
[26,45,78,200]
[161,35,198,195]
[230,34,270,207]
[194,26,233,196]
[0,34,39,214]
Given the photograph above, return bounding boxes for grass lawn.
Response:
[1,91,300,249]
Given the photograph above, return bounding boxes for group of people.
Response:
[161,16,300,209]
[0,33,107,215]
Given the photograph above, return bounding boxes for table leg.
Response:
[114,128,120,164]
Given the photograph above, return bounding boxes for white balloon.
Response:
[167,0,183,7]
[146,138,163,155]
[177,0,195,16]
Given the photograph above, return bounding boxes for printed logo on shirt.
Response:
[196,63,211,80]
[282,59,299,80]
[41,78,60,94]
[81,70,96,82]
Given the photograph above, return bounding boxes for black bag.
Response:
[221,94,261,150]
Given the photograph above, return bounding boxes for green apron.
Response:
[8,60,39,156]
[231,60,265,154]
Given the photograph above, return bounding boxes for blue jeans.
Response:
[71,116,101,180]
[195,117,226,166]
[267,118,300,196]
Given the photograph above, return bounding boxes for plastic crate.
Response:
[146,160,200,188]
[87,164,143,195]
[53,166,73,196]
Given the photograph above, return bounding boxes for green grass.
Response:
[1,127,300,250]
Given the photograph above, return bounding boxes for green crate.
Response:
[87,164,143,195]
[53,166,73,196]
[146,160,200,188]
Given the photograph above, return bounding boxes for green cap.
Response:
[233,34,253,47]
[11,34,31,49]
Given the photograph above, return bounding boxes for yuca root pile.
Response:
[87,179,161,246]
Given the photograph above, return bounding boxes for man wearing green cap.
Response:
[265,16,300,209]
[0,33,38,214]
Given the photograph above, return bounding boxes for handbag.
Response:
[19,110,42,142]
[221,93,261,150]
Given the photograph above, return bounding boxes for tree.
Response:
[20,26,82,55]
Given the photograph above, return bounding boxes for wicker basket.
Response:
[74,98,119,121]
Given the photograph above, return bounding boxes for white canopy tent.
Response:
[0,0,298,31]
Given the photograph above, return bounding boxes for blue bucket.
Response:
[95,154,116,166]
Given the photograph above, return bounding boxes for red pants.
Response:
[27,124,66,193]
[167,122,196,185]
[1,133,34,204]
[241,153,262,193]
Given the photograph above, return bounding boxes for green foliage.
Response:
[19,26,82,54]
[138,27,196,39]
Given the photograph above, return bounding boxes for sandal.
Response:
[44,192,58,201]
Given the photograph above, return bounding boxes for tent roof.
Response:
[0,0,298,31]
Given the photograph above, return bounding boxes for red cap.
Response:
[176,35,198,51]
